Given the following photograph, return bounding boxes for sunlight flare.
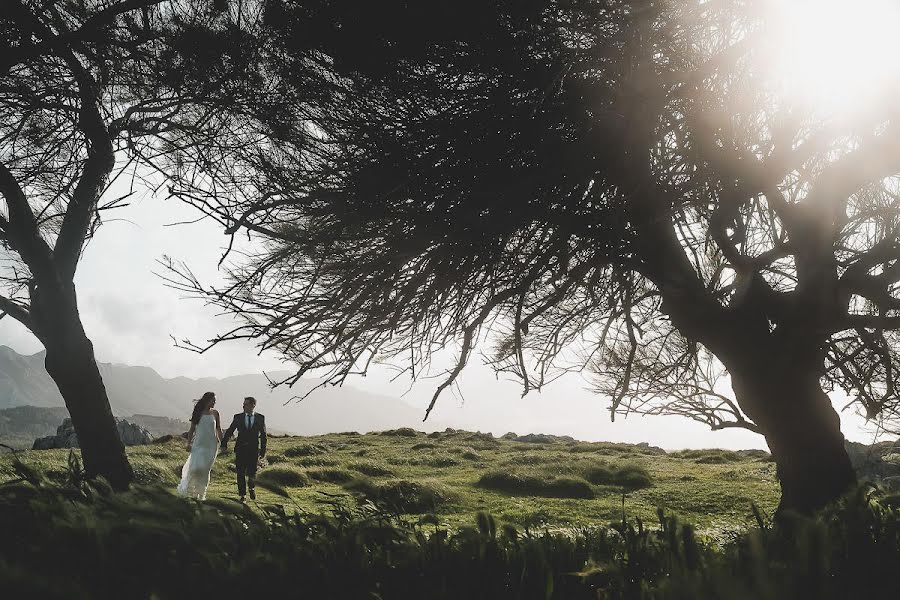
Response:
[763,0,900,114]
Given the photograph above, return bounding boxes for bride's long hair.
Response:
[190,392,216,425]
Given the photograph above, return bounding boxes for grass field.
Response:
[0,428,780,539]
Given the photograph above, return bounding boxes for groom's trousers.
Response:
[235,453,258,497]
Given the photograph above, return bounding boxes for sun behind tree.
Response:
[162,0,900,514]
[762,0,900,116]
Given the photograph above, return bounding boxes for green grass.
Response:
[348,461,395,477]
[0,462,897,600]
[0,429,781,536]
[583,463,653,490]
[256,465,310,488]
[477,470,596,499]
[307,467,355,484]
[344,477,457,513]
[284,443,328,457]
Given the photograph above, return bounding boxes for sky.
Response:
[0,181,885,450]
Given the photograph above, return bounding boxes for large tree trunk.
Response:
[730,358,855,515]
[35,285,133,490]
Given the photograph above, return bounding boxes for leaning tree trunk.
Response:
[34,284,133,490]
[729,358,856,515]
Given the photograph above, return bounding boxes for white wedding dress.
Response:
[177,413,218,500]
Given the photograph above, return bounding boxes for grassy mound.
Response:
[672,449,744,463]
[349,462,394,477]
[344,477,457,513]
[1,468,900,599]
[306,468,354,484]
[256,465,310,488]
[293,456,339,467]
[503,452,564,466]
[3,428,783,531]
[477,471,595,499]
[132,460,179,486]
[737,449,774,461]
[583,463,653,490]
[411,442,438,450]
[422,454,459,467]
[284,444,328,458]
[379,428,418,437]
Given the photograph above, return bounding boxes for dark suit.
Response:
[221,412,267,497]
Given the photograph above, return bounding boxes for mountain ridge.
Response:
[0,346,429,437]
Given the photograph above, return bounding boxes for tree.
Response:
[0,0,264,488]
[164,0,900,513]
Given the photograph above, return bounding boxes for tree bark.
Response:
[35,285,133,490]
[729,356,856,515]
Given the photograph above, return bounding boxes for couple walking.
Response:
[176,392,267,502]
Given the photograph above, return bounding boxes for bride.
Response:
[177,391,223,500]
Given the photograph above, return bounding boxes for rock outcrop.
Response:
[33,418,153,450]
[845,440,900,488]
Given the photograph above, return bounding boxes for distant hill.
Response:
[0,346,428,440]
[126,414,190,438]
[0,405,71,449]
[0,407,189,450]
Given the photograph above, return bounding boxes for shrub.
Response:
[476,471,595,499]
[411,442,437,450]
[616,468,653,491]
[348,462,394,477]
[344,477,457,513]
[256,466,309,488]
[584,463,653,490]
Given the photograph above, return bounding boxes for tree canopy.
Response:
[171,1,900,424]
[153,0,900,510]
[0,0,270,486]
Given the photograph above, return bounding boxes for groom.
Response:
[220,396,267,502]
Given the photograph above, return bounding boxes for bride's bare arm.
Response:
[214,410,223,442]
